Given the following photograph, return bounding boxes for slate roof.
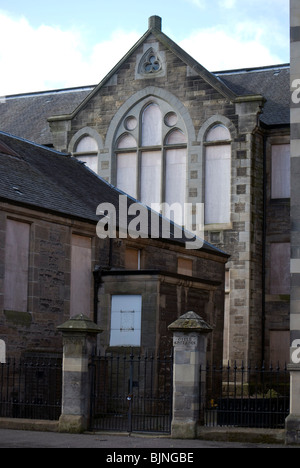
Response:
[0,130,108,221]
[216,64,290,127]
[0,87,93,146]
[0,63,289,147]
[0,131,227,257]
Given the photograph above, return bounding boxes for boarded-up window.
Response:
[165,149,186,225]
[205,145,231,224]
[4,219,30,312]
[165,149,186,209]
[0,340,6,363]
[270,330,289,367]
[116,134,137,199]
[271,144,290,199]
[110,295,142,347]
[125,248,140,270]
[142,103,162,146]
[117,152,137,199]
[270,243,290,295]
[115,101,187,225]
[76,136,98,153]
[177,258,193,276]
[205,125,231,225]
[75,136,98,173]
[141,151,162,207]
[70,235,92,317]
[207,125,231,142]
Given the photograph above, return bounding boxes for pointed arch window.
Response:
[142,103,162,146]
[74,135,98,172]
[117,134,138,199]
[115,100,187,224]
[205,124,231,225]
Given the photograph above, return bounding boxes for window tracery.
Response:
[114,99,187,225]
[138,49,163,76]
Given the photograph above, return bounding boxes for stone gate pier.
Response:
[168,311,212,439]
[57,315,102,434]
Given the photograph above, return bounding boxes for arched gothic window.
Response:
[115,101,187,225]
[74,135,98,173]
[205,124,231,225]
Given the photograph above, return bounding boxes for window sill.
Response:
[265,295,290,303]
[205,222,233,231]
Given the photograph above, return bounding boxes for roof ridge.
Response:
[1,85,96,101]
[0,130,70,157]
[215,63,290,75]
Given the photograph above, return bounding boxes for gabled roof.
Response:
[48,16,238,124]
[0,17,290,146]
[0,131,227,257]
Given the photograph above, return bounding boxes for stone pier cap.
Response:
[168,311,213,333]
[57,314,103,334]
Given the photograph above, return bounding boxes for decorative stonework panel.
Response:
[136,46,166,79]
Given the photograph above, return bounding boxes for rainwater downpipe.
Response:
[261,134,267,364]
[93,238,114,324]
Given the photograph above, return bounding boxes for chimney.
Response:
[148,16,162,31]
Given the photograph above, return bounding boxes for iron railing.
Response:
[201,362,290,429]
[0,354,291,430]
[0,356,62,421]
[89,351,173,433]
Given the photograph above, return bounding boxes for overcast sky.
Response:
[0,0,289,96]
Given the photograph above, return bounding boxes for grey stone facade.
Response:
[0,16,291,367]
[0,131,227,362]
[47,17,290,366]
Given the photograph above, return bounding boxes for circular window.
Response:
[124,116,137,131]
[164,112,178,127]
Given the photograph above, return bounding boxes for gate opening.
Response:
[89,351,173,433]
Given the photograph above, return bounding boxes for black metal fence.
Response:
[0,356,62,421]
[202,362,290,429]
[89,352,173,433]
[0,353,291,431]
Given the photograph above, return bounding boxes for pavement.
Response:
[0,428,297,450]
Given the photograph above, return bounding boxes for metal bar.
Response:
[204,362,290,429]
[0,357,62,421]
[88,351,173,433]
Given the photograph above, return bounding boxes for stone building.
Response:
[0,130,227,363]
[286,0,300,444]
[0,16,291,366]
